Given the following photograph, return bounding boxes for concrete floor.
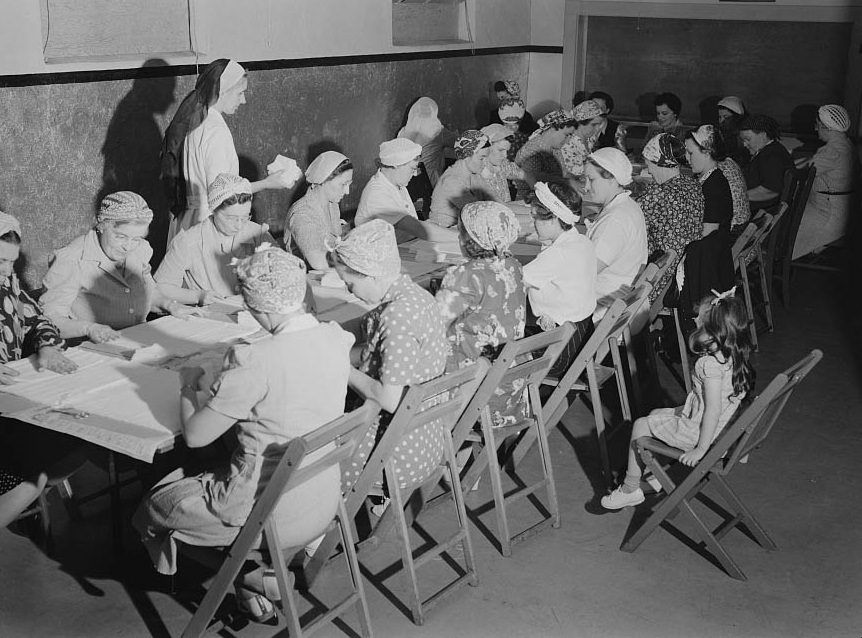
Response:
[1,268,860,638]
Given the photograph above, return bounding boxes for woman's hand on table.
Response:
[85,323,120,344]
[197,290,222,306]
[166,299,200,320]
[36,346,78,375]
[0,363,20,385]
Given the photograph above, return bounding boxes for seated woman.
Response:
[559,99,606,178]
[717,95,749,168]
[717,156,751,232]
[285,152,352,270]
[793,104,855,259]
[589,91,628,154]
[498,98,532,161]
[134,245,354,621]
[739,114,793,207]
[0,211,82,528]
[637,134,704,302]
[156,174,275,303]
[480,124,525,203]
[330,220,449,508]
[42,192,194,344]
[686,126,735,241]
[523,182,597,377]
[488,80,538,134]
[430,130,498,228]
[582,149,649,309]
[645,92,688,143]
[355,138,459,243]
[514,109,578,200]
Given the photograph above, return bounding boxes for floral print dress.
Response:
[436,256,528,427]
[636,174,704,302]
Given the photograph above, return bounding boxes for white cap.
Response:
[481,123,512,144]
[717,96,745,116]
[379,138,422,167]
[588,147,633,186]
[818,104,851,133]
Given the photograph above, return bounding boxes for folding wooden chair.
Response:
[441,325,574,557]
[733,214,772,350]
[181,402,380,638]
[512,297,629,484]
[773,166,816,308]
[306,362,488,625]
[621,350,823,580]
[647,255,691,395]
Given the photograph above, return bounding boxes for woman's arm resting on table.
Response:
[36,346,78,375]
[157,281,219,307]
[395,216,460,242]
[179,366,235,448]
[747,185,778,203]
[348,367,404,413]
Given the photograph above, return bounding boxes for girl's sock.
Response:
[621,472,641,493]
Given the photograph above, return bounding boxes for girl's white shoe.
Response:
[601,486,645,510]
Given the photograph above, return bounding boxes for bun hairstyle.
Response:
[689,294,755,397]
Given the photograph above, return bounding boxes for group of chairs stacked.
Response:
[173,234,821,637]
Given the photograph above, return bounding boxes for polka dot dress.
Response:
[0,470,24,496]
[342,275,449,492]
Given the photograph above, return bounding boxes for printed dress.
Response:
[646,354,744,451]
[342,275,449,493]
[436,256,527,427]
[637,174,704,302]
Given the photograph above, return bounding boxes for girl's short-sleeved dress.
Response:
[646,354,745,451]
[133,315,354,575]
[341,275,449,493]
[436,256,527,427]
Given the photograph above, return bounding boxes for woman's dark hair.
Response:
[586,158,615,181]
[161,59,236,216]
[0,230,21,245]
[654,92,682,116]
[527,182,580,231]
[326,159,353,182]
[458,226,497,260]
[689,294,755,397]
[550,117,577,131]
[738,114,781,141]
[589,91,614,113]
[214,192,253,213]
[494,80,508,93]
[685,129,727,162]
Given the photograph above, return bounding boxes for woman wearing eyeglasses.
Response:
[41,192,195,344]
[155,173,275,305]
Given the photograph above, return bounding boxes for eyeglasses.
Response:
[219,213,251,223]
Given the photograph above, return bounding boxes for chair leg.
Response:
[756,252,774,333]
[585,363,612,485]
[710,475,777,550]
[781,255,792,309]
[739,260,758,351]
[530,385,560,530]
[610,338,632,423]
[337,500,373,638]
[673,309,692,394]
[387,462,425,625]
[482,422,512,557]
[443,434,478,587]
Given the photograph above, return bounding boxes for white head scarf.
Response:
[218,60,246,98]
[305,151,350,185]
[0,211,21,238]
[399,97,444,147]
[534,182,579,225]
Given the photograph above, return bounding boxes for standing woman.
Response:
[793,104,856,258]
[161,59,295,244]
[286,151,353,270]
[135,246,354,620]
[155,174,276,304]
[559,99,606,178]
[42,192,195,344]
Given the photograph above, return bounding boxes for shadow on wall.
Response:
[98,58,176,265]
[635,92,657,121]
[698,96,721,127]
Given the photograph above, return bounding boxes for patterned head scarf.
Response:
[643,133,682,168]
[305,151,350,185]
[691,125,719,154]
[332,219,401,277]
[232,243,306,314]
[503,80,520,97]
[208,173,253,212]
[572,99,603,123]
[498,99,526,124]
[480,123,512,144]
[97,191,154,224]
[818,104,851,133]
[460,201,519,254]
[454,130,489,160]
[0,211,21,239]
[531,108,575,139]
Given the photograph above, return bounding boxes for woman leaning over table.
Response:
[355,138,459,244]
[793,104,856,259]
[330,220,449,513]
[155,173,275,304]
[637,133,704,302]
[430,130,499,228]
[513,109,578,200]
[134,246,354,622]
[559,99,606,179]
[523,182,597,377]
[41,192,195,344]
[436,202,527,425]
[739,114,794,207]
[285,151,352,271]
[480,124,525,203]
[0,211,83,528]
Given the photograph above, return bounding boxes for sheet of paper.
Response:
[399,239,465,264]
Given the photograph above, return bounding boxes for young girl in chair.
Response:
[602,288,754,509]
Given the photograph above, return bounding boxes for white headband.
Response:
[535,182,579,225]
[218,60,246,98]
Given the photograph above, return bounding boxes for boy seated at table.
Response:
[329,220,449,514]
[133,244,354,623]
[0,211,84,528]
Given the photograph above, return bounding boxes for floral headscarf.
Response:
[460,201,519,255]
[454,130,489,160]
[331,219,401,277]
[572,99,603,122]
[232,244,306,314]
